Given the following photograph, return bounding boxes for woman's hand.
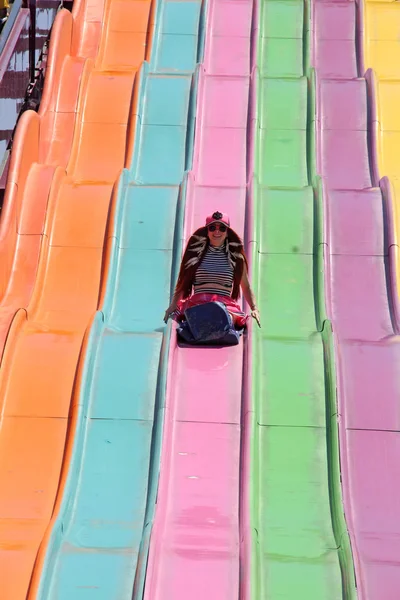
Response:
[251,307,261,328]
[164,291,183,324]
[240,267,260,327]
[164,304,177,323]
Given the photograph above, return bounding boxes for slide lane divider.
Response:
[240,2,259,598]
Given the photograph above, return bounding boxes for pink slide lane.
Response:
[313,1,400,597]
[143,1,255,599]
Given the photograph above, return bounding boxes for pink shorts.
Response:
[174,293,248,328]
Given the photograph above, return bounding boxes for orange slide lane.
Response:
[0,0,100,352]
[0,0,153,596]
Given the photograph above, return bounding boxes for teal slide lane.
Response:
[34,2,205,598]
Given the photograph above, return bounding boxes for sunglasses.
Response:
[208,223,227,232]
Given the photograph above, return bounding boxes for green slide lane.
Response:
[250,0,357,597]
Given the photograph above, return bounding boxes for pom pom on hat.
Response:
[205,211,230,228]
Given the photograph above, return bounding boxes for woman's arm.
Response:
[241,266,261,327]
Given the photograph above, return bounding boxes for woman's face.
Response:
[207,223,228,247]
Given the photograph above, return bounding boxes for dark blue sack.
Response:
[177,301,243,346]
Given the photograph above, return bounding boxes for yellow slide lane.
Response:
[364,0,400,249]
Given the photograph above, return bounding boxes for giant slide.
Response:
[3,0,400,598]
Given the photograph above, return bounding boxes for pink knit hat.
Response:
[205,211,230,228]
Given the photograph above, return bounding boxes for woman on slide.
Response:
[164,211,261,328]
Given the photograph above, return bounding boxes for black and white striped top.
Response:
[194,244,234,297]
